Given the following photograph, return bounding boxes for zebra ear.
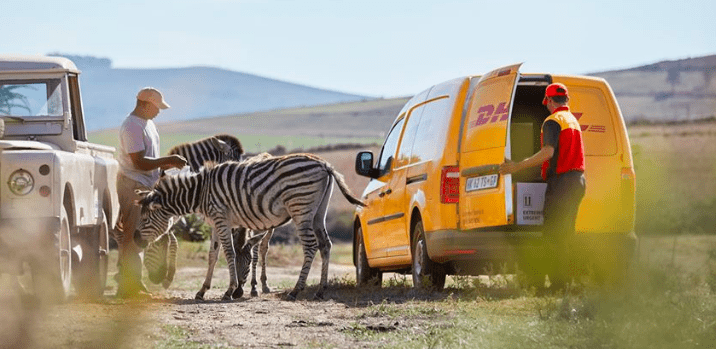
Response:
[148,201,163,211]
[210,137,232,155]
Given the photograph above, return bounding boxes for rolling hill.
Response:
[589,55,716,122]
[88,54,716,151]
[53,54,369,131]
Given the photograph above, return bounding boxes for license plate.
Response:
[465,174,499,192]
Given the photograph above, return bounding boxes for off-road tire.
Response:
[76,209,109,300]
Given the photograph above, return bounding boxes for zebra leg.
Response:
[195,231,221,300]
[312,177,334,300]
[213,221,240,301]
[250,232,260,297]
[260,229,274,294]
[287,221,318,301]
[163,232,178,289]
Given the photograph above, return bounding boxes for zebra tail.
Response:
[325,165,366,207]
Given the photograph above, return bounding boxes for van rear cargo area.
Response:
[510,83,550,183]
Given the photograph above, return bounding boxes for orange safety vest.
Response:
[540,106,585,180]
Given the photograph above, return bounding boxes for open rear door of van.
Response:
[458,63,521,230]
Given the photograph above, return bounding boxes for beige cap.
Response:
[136,87,170,109]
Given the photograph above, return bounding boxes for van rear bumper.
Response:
[426,228,637,268]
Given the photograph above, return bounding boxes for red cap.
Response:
[542,83,568,105]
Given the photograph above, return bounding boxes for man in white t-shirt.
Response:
[115,87,186,298]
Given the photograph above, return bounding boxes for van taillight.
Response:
[440,166,460,204]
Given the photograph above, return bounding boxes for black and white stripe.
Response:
[135,153,365,301]
[146,135,281,296]
[168,134,244,171]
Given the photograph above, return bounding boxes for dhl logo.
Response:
[468,102,510,128]
[573,113,606,133]
[469,106,607,133]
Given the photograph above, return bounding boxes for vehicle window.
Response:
[68,75,87,141]
[396,106,425,167]
[0,79,63,117]
[411,96,451,162]
[377,118,405,174]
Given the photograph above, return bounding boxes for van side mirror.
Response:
[355,151,378,178]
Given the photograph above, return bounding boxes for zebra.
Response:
[144,137,278,298]
[141,134,245,290]
[134,153,366,301]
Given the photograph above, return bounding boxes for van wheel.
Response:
[355,226,382,287]
[32,205,72,304]
[412,221,445,290]
[76,209,109,300]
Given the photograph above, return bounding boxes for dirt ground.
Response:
[0,257,433,349]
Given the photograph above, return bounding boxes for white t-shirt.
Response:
[118,114,160,187]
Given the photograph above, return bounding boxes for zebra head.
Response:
[210,135,244,163]
[236,231,268,287]
[134,187,176,249]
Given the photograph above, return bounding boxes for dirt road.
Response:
[1,260,440,349]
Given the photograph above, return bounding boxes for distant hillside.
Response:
[590,55,716,122]
[51,54,369,131]
[89,97,409,154]
[88,54,716,151]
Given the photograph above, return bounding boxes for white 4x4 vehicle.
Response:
[0,55,119,301]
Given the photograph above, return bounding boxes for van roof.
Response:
[0,55,80,74]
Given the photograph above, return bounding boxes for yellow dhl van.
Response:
[353,63,637,289]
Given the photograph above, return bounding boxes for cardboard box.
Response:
[516,182,547,225]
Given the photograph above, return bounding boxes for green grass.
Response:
[340,261,716,349]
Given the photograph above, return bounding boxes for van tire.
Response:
[355,226,382,287]
[412,221,445,290]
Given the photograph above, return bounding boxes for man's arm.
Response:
[498,145,554,175]
[128,151,187,171]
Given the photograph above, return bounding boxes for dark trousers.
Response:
[543,171,586,288]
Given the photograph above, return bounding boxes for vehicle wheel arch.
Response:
[353,218,362,266]
[409,207,423,251]
[62,183,76,231]
[102,188,113,226]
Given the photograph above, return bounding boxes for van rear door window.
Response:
[568,87,618,156]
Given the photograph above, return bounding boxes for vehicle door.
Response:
[458,63,522,230]
[360,116,406,259]
[381,99,428,257]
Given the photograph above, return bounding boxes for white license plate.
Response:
[466,174,499,192]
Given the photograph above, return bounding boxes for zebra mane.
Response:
[167,134,243,155]
[213,134,244,154]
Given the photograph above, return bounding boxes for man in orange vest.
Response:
[499,82,586,290]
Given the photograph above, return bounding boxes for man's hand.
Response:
[160,154,187,170]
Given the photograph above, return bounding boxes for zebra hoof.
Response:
[251,289,259,297]
[195,292,205,301]
[222,292,233,301]
[232,287,244,299]
[285,292,298,301]
[262,286,271,294]
[313,292,325,301]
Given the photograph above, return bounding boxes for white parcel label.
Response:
[516,183,547,225]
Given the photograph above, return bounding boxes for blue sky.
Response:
[3,0,714,97]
